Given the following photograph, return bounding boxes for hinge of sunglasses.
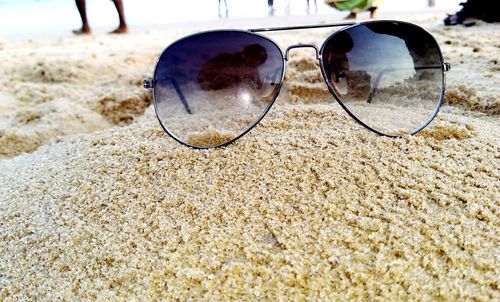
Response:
[143,79,153,89]
[443,62,452,72]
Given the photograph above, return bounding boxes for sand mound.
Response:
[0,99,108,157]
[445,84,499,115]
[432,23,500,115]
[0,38,155,157]
[285,55,333,104]
[1,103,498,300]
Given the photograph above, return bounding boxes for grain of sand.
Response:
[0,17,499,301]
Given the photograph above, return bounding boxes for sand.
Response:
[0,15,499,301]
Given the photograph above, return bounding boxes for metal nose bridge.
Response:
[284,44,320,61]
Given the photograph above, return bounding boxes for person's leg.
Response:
[110,0,128,34]
[218,0,228,18]
[268,0,275,16]
[73,0,91,34]
[344,12,357,19]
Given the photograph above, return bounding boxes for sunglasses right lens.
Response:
[322,21,444,136]
[153,31,284,148]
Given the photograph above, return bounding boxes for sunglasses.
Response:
[143,20,451,148]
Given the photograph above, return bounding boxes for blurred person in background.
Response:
[73,0,128,35]
[324,0,383,19]
[218,0,228,18]
[268,0,275,16]
[444,0,500,26]
[306,0,318,15]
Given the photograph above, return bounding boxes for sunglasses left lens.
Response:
[153,31,284,148]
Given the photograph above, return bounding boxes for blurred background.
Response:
[0,0,462,40]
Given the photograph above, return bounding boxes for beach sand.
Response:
[0,14,499,300]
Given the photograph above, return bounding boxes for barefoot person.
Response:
[73,0,128,35]
[325,0,382,19]
[444,0,500,26]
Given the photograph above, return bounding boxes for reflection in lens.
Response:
[321,22,443,136]
[154,31,284,148]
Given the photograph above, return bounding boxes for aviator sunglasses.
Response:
[143,20,451,148]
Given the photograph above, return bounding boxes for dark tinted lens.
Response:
[154,31,284,148]
[321,22,444,136]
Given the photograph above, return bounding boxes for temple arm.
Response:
[249,22,356,32]
[367,64,443,104]
[143,78,192,114]
[167,77,192,114]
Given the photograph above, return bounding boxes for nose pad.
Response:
[284,44,320,61]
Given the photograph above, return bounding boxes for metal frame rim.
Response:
[150,20,448,148]
[151,29,286,149]
[318,19,446,138]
